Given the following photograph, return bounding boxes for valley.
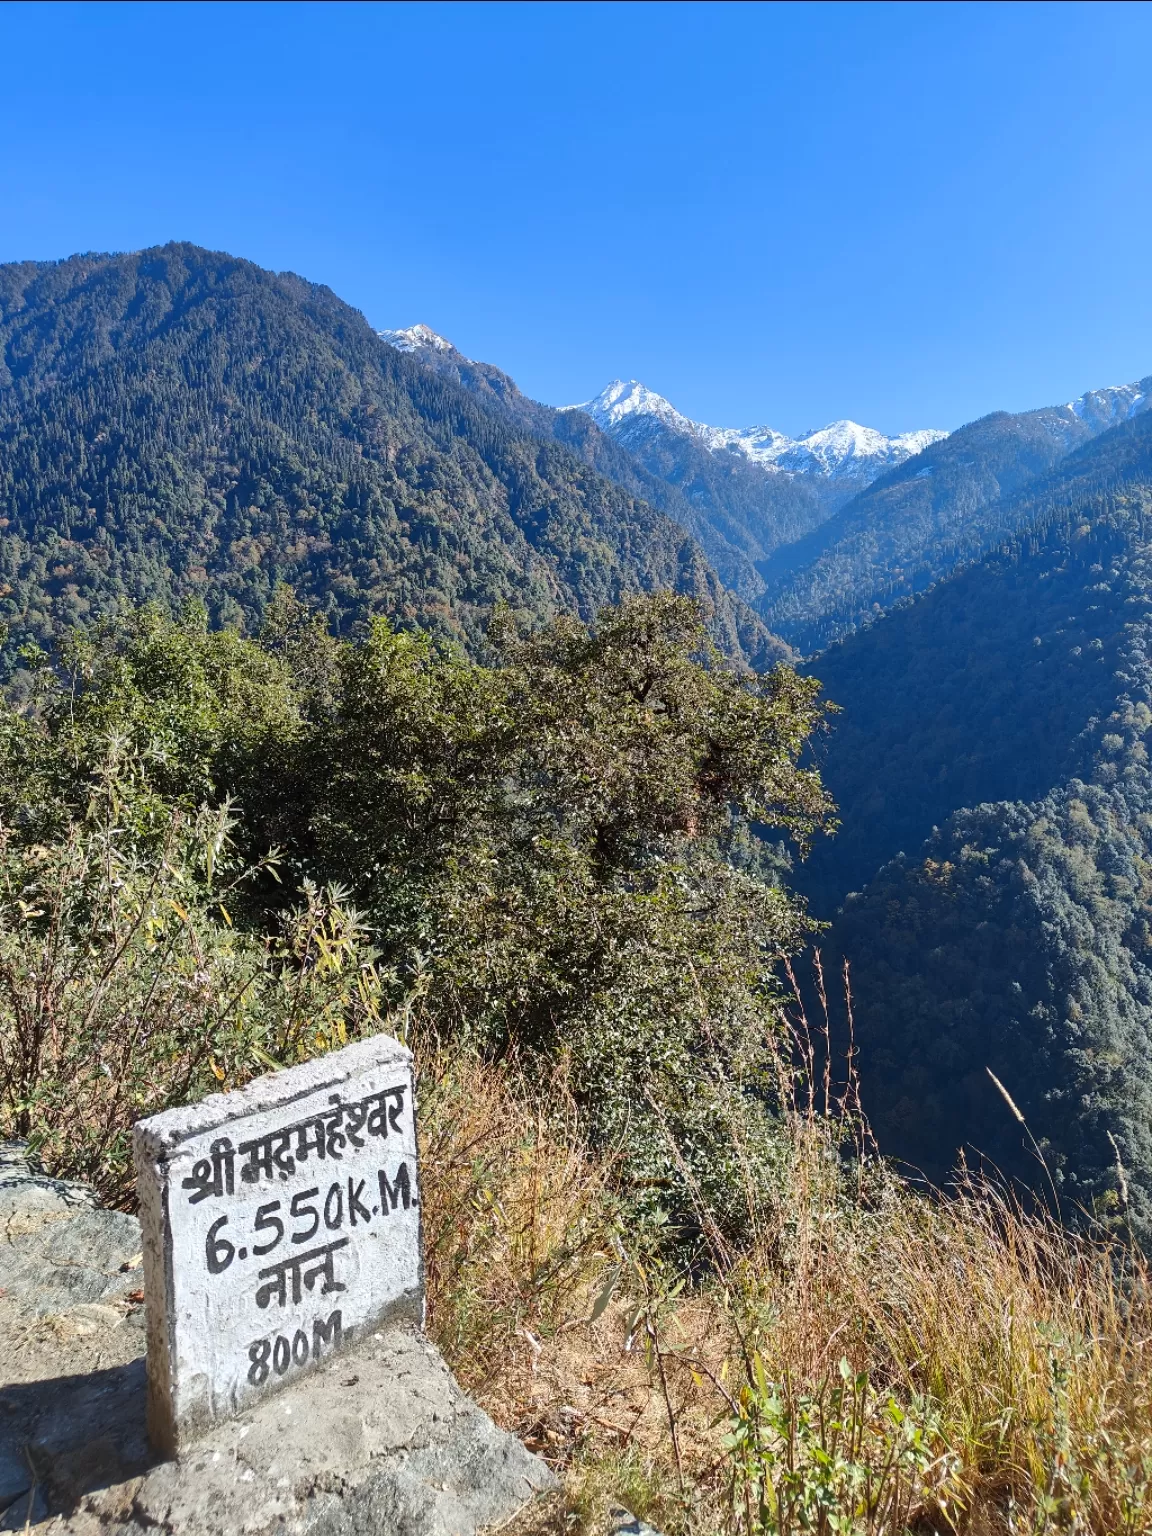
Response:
[7,238,1152,1233]
[384,313,1152,1234]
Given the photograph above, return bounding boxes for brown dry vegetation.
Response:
[417,1046,1152,1536]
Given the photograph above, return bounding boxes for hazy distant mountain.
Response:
[761,380,1152,652]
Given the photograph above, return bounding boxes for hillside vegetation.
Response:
[0,593,828,1216]
[0,245,783,669]
[762,390,1152,652]
[5,239,1152,1532]
[384,329,828,605]
[2,595,1150,1535]
[798,411,1152,1235]
[574,406,830,597]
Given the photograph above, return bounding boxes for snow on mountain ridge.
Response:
[379,323,460,356]
[572,378,705,440]
[377,336,950,484]
[380,331,1151,492]
[572,379,948,483]
[1068,381,1149,432]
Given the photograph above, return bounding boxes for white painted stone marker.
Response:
[134,1034,422,1455]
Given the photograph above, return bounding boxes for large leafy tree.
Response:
[4,592,833,1229]
[280,593,833,1225]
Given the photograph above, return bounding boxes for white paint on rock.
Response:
[134,1035,422,1454]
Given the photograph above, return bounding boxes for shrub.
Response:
[0,743,383,1205]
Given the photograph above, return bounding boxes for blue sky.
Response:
[1,0,1150,435]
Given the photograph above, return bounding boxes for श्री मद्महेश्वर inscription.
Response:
[133,1034,422,1454]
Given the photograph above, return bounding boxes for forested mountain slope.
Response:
[763,384,1152,652]
[0,246,784,667]
[801,410,1152,1234]
[379,325,825,604]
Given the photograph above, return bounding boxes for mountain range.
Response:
[379,324,830,605]
[799,409,1152,1234]
[0,246,783,673]
[759,377,1152,651]
[383,327,948,500]
[570,376,947,494]
[565,363,1152,655]
[381,322,1152,1232]
[383,323,1152,662]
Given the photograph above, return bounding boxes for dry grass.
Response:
[416,1046,1152,1536]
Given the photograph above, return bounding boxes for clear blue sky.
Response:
[1,0,1150,436]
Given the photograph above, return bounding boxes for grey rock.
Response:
[0,1143,141,1314]
[0,1446,33,1506]
[1,1484,48,1530]
[7,1325,553,1536]
[607,1508,665,1536]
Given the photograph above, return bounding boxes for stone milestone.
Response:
[133,1034,422,1454]
[1,1139,556,1534]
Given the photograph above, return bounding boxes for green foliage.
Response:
[0,592,831,1227]
[0,742,384,1205]
[273,592,833,1236]
[799,426,1152,1237]
[800,503,1144,914]
[1006,1331,1152,1536]
[834,773,1152,1239]
[724,1358,953,1536]
[57,603,302,804]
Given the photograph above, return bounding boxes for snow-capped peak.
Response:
[772,421,949,478]
[572,379,702,440]
[379,323,459,356]
[571,379,948,484]
[1068,381,1148,433]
